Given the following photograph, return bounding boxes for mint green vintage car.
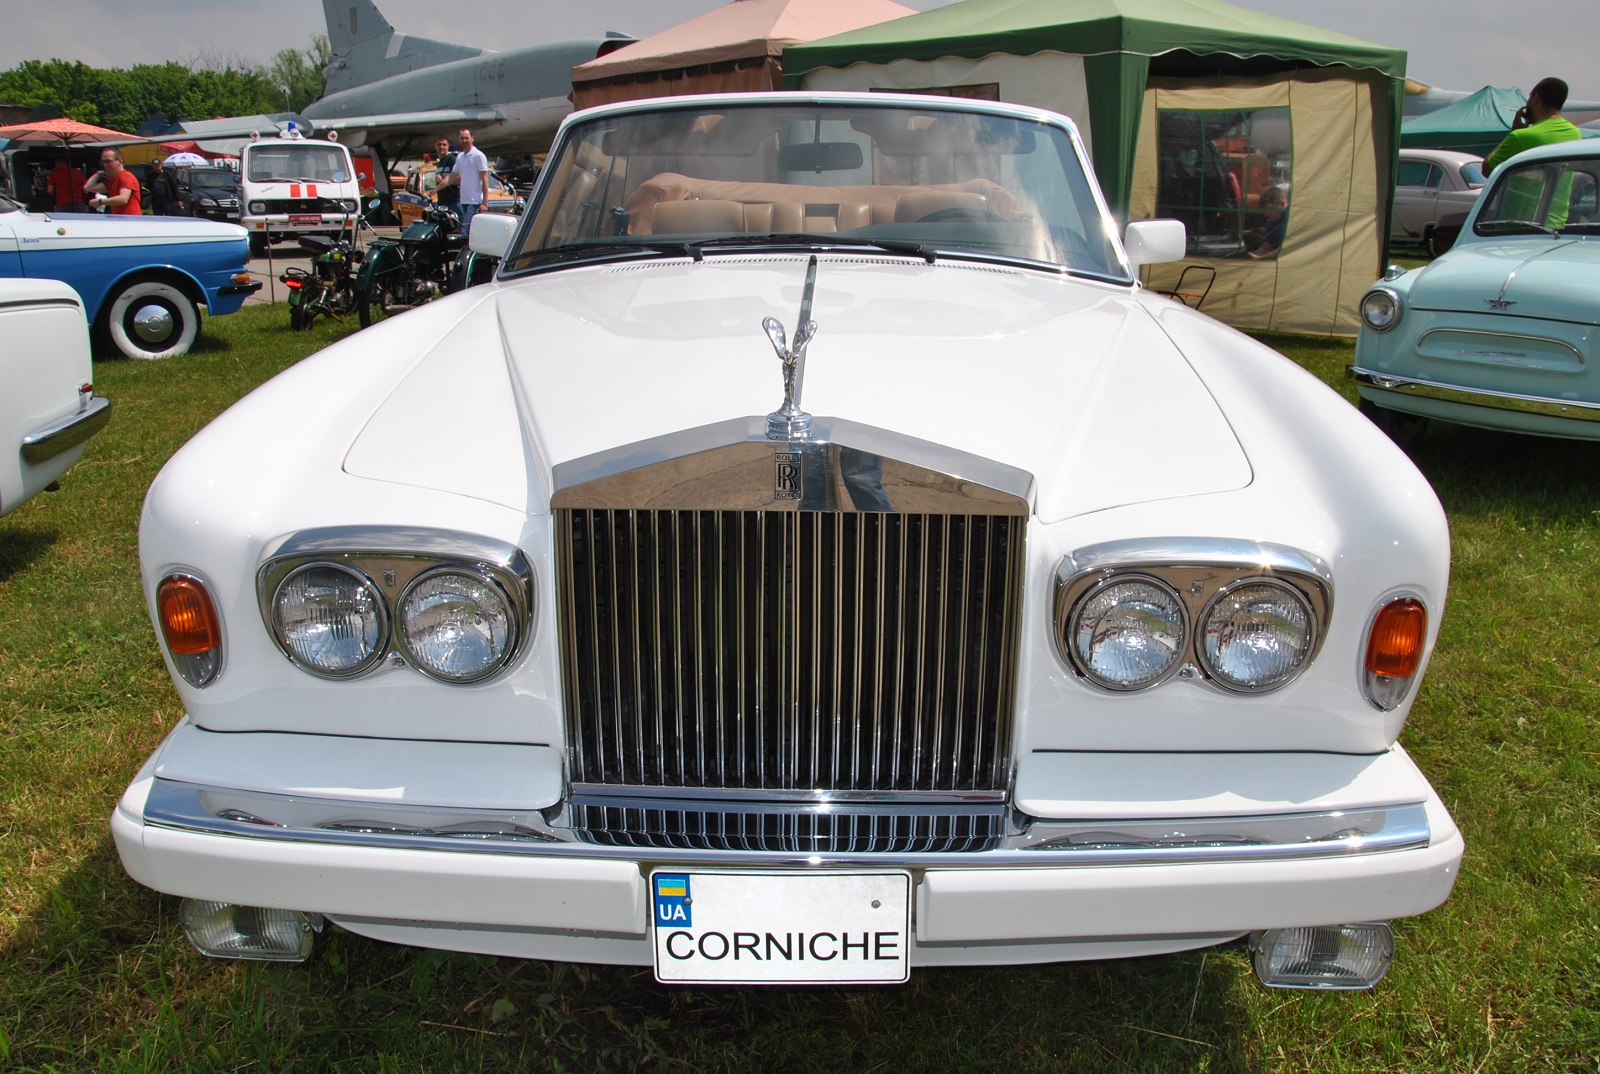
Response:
[1351,139,1600,447]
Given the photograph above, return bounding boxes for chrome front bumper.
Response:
[112,723,1463,965]
[1349,365,1600,423]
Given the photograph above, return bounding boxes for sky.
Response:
[3,0,1597,108]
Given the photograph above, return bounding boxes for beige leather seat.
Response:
[652,200,746,234]
[893,191,990,223]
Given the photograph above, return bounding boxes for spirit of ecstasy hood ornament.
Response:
[763,255,819,441]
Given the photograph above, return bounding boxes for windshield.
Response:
[0,192,19,214]
[509,100,1123,276]
[246,143,351,184]
[187,167,237,187]
[1476,155,1600,234]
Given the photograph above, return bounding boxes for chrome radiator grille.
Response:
[556,509,1024,795]
[570,800,1006,853]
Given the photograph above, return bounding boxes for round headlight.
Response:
[1069,577,1186,690]
[273,564,386,676]
[1360,289,1400,331]
[1199,581,1314,691]
[397,568,517,683]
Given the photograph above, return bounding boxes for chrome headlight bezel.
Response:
[1054,539,1332,695]
[1359,288,1401,332]
[258,527,535,684]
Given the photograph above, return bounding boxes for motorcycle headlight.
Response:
[271,563,387,677]
[396,567,519,683]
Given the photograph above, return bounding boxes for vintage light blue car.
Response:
[0,191,261,359]
[1351,139,1600,445]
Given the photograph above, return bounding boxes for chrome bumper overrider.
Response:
[1349,366,1600,423]
[139,777,1432,869]
[21,396,111,464]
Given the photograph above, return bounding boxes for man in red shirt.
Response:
[46,155,87,211]
[84,148,142,215]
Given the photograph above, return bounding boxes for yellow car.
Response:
[392,163,519,226]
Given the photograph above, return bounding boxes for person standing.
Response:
[47,154,87,212]
[84,148,142,215]
[430,136,459,214]
[149,158,177,215]
[437,127,488,230]
[1485,77,1581,173]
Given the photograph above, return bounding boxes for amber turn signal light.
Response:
[158,575,221,656]
[1365,598,1426,679]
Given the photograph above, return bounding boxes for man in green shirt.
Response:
[1484,77,1582,226]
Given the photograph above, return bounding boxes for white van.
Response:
[240,126,360,255]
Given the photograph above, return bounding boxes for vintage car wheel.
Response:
[1359,397,1429,453]
[100,279,201,360]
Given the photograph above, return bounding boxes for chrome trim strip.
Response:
[21,396,112,463]
[568,784,1007,805]
[550,416,1035,512]
[1349,366,1600,422]
[141,778,1432,868]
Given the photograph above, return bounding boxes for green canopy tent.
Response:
[1398,85,1600,156]
[782,0,1408,334]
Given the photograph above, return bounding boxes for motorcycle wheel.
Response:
[289,302,307,331]
[358,279,396,328]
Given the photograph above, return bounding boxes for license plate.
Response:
[288,214,322,225]
[651,870,910,984]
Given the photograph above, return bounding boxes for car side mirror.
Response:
[1123,219,1187,268]
[469,212,517,259]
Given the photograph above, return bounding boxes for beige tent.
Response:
[571,0,916,110]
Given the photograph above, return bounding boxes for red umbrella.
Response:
[0,117,136,145]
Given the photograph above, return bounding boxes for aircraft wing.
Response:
[305,109,507,151]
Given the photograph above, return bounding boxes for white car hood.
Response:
[344,257,1251,522]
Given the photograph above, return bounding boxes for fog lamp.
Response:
[180,899,322,962]
[1250,922,1393,989]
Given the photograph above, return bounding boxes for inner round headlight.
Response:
[1199,581,1314,690]
[1069,577,1186,690]
[397,568,516,683]
[1360,289,1400,331]
[273,564,386,676]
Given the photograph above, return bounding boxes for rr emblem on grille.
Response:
[774,451,802,499]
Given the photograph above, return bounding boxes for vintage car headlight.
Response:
[1198,580,1316,691]
[1360,289,1401,331]
[396,567,519,683]
[258,528,535,684]
[1067,577,1187,690]
[271,563,387,677]
[340,199,358,212]
[249,201,267,215]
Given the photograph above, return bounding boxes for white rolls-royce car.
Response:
[2,278,112,516]
[114,93,1460,989]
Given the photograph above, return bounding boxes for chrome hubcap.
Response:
[132,303,175,344]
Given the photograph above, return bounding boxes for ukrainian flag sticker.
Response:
[653,873,692,928]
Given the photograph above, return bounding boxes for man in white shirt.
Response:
[437,127,489,230]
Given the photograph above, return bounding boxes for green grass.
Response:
[1,308,1597,1072]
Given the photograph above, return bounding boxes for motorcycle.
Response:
[356,201,467,327]
[280,232,362,331]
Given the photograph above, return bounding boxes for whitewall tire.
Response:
[102,279,201,360]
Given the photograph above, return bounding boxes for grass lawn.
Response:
[0,306,1596,1072]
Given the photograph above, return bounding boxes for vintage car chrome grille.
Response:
[556,508,1024,795]
[570,800,1006,853]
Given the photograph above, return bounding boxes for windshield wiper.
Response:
[1477,219,1558,235]
[684,233,937,264]
[501,241,703,270]
[1557,221,1600,234]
